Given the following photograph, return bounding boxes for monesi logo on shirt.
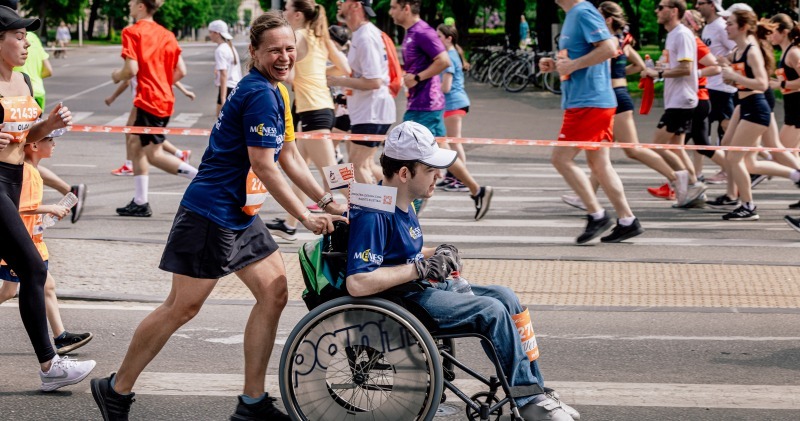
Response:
[355,248,384,265]
[406,252,424,264]
[408,226,422,239]
[250,124,278,137]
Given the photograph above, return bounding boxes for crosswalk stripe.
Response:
[106,112,131,127]
[104,372,800,410]
[169,113,204,128]
[71,111,93,123]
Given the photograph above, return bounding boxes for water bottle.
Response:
[644,54,655,70]
[42,192,78,228]
[448,271,474,295]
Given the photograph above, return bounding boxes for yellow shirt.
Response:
[278,82,295,142]
[293,31,334,113]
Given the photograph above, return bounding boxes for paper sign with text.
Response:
[322,163,355,190]
[349,182,397,213]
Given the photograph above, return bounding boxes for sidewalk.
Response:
[47,239,800,309]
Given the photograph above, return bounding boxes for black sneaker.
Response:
[601,218,644,243]
[70,184,86,223]
[265,218,297,241]
[230,394,291,421]
[790,200,800,210]
[471,186,494,221]
[91,374,135,421]
[576,213,613,244]
[116,200,152,217]
[750,174,770,188]
[55,331,93,355]
[436,176,456,189]
[722,205,759,221]
[785,215,800,233]
[706,194,739,210]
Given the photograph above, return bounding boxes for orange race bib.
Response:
[730,63,747,89]
[776,68,792,94]
[241,167,268,216]
[1,96,41,143]
[511,307,540,362]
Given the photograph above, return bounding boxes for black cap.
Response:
[359,0,376,18]
[0,6,40,32]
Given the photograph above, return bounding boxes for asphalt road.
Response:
[0,42,798,421]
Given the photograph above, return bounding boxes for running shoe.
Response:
[673,193,707,209]
[265,218,297,241]
[706,194,739,209]
[646,183,675,201]
[91,373,135,421]
[518,394,573,421]
[444,181,470,192]
[111,163,133,176]
[116,200,152,217]
[543,387,581,420]
[784,215,800,233]
[55,331,93,355]
[722,205,759,221]
[789,200,800,210]
[576,213,613,244]
[750,173,770,188]
[70,184,87,223]
[561,194,587,211]
[230,394,291,421]
[601,218,644,243]
[180,150,192,163]
[307,203,324,214]
[40,355,96,392]
[678,182,707,207]
[674,170,689,205]
[705,170,727,184]
[696,174,706,183]
[471,186,494,221]
[436,176,456,189]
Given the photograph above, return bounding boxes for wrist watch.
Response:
[782,80,787,89]
[658,70,664,79]
[317,192,333,209]
[413,74,421,83]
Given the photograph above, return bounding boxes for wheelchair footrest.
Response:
[509,384,544,398]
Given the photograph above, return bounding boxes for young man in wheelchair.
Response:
[343,121,579,421]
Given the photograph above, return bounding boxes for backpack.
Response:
[298,222,350,311]
[380,31,403,98]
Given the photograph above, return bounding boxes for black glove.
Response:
[434,244,461,271]
[414,253,459,283]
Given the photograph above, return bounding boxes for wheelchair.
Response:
[278,224,542,420]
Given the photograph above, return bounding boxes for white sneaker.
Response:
[544,388,580,420]
[679,182,707,207]
[561,194,587,211]
[519,395,574,421]
[40,355,96,392]
[674,170,689,206]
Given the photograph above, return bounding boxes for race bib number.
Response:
[776,69,792,94]
[1,96,41,143]
[241,168,268,216]
[730,63,747,89]
[511,307,540,362]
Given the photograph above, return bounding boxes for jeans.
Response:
[403,282,543,407]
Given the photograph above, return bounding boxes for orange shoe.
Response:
[647,183,675,200]
[111,163,133,176]
[180,150,192,163]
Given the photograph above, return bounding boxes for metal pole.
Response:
[79,17,83,47]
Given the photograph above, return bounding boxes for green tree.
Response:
[211,0,242,26]
[21,0,89,38]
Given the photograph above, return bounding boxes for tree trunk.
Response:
[535,0,559,51]
[38,0,48,40]
[450,0,472,46]
[87,0,101,40]
[505,0,525,50]
[619,0,640,48]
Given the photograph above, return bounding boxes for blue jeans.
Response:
[403,283,543,407]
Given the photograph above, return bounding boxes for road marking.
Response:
[49,80,115,110]
[149,191,185,196]
[50,164,98,168]
[169,113,203,128]
[418,218,789,229]
[2,302,156,311]
[106,112,131,127]
[105,372,800,410]
[541,334,800,341]
[71,111,94,123]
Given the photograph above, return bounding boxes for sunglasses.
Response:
[696,1,711,5]
[656,5,675,11]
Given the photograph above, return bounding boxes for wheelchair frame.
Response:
[279,296,532,421]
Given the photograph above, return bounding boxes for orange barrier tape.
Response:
[70,124,800,153]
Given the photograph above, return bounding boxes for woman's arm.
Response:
[624,45,645,75]
[326,38,351,76]
[441,72,453,93]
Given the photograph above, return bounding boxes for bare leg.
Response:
[143,143,186,174]
[444,114,467,162]
[0,280,18,303]
[726,120,769,204]
[551,146,602,214]
[43,272,64,337]
[586,147,633,219]
[236,252,289,397]
[114,275,218,394]
[349,142,379,184]
[616,112,676,181]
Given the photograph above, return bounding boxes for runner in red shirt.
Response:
[112,0,198,217]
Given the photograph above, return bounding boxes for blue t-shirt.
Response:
[559,1,616,110]
[442,49,470,111]
[346,205,425,278]
[181,68,286,230]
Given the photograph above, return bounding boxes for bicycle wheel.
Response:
[488,54,515,87]
[503,60,532,93]
[543,71,562,95]
[280,297,443,421]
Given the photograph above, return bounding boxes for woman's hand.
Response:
[300,213,348,236]
[325,201,348,216]
[0,132,12,151]
[46,103,72,130]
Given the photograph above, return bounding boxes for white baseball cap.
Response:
[710,0,725,14]
[208,20,233,40]
[719,3,753,17]
[384,121,457,169]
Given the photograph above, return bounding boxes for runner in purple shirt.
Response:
[389,0,495,220]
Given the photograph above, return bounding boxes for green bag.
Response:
[298,238,348,311]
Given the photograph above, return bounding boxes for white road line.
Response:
[50,164,98,168]
[106,112,131,127]
[71,111,94,123]
[105,372,800,409]
[2,302,156,311]
[169,113,204,128]
[540,334,800,341]
[418,218,788,229]
[49,80,115,110]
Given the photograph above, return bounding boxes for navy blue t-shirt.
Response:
[181,68,286,230]
[346,205,425,278]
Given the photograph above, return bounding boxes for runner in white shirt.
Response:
[209,20,242,115]
[329,0,396,184]
[641,0,706,207]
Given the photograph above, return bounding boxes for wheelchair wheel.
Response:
[466,392,504,421]
[280,297,444,421]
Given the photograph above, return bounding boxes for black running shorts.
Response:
[657,108,693,135]
[134,107,170,146]
[159,206,279,279]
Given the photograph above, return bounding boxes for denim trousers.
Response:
[403,282,543,407]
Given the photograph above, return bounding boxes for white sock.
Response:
[791,170,800,183]
[589,209,605,220]
[744,202,755,211]
[177,162,198,180]
[173,149,183,158]
[124,160,132,168]
[618,216,636,226]
[134,175,149,205]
